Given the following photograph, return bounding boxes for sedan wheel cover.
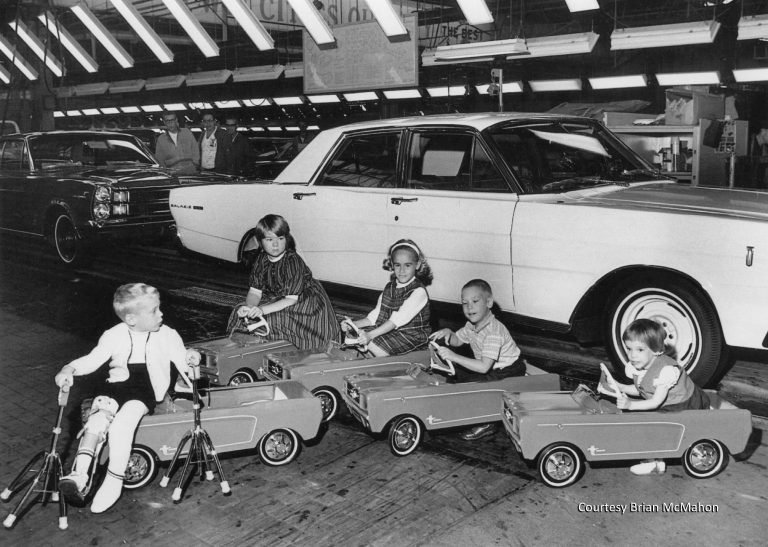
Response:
[55,217,78,262]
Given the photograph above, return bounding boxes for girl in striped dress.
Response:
[232,214,340,350]
[346,239,432,356]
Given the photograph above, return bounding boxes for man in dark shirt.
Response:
[221,116,251,176]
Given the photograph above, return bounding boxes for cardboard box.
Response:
[665,89,724,126]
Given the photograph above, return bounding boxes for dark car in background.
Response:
[0,130,226,265]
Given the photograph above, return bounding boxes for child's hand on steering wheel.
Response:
[237,305,263,319]
[429,329,452,344]
[435,345,456,361]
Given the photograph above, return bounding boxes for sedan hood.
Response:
[569,183,768,221]
[50,165,180,188]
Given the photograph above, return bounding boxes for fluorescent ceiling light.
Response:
[307,94,340,103]
[53,110,65,117]
[186,69,232,86]
[140,104,163,112]
[190,127,202,133]
[71,2,134,68]
[161,0,219,57]
[188,102,213,109]
[737,15,768,41]
[268,127,283,132]
[435,38,528,61]
[164,103,187,111]
[221,0,275,50]
[0,34,39,80]
[344,91,380,101]
[363,0,408,36]
[100,107,120,115]
[308,125,320,130]
[589,74,647,89]
[284,62,304,78]
[38,12,98,73]
[236,127,247,132]
[82,108,100,115]
[476,81,523,94]
[655,71,720,86]
[120,106,141,113]
[233,64,284,82]
[9,20,65,77]
[426,85,466,97]
[382,89,420,99]
[248,126,265,131]
[526,32,599,58]
[456,0,494,25]
[0,64,10,84]
[611,20,720,50]
[215,100,241,108]
[287,0,335,44]
[242,98,271,106]
[66,110,82,116]
[74,82,109,96]
[565,0,600,12]
[529,78,583,92]
[285,126,300,131]
[273,96,304,105]
[145,75,186,90]
[733,67,768,82]
[109,0,173,63]
[109,79,145,93]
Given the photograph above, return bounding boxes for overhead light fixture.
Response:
[363,0,408,36]
[526,32,599,58]
[82,108,100,116]
[53,110,66,117]
[9,20,65,77]
[267,126,283,132]
[382,89,420,99]
[249,126,265,131]
[284,62,304,78]
[456,0,494,25]
[737,14,768,41]
[186,69,232,87]
[221,0,275,50]
[344,91,380,101]
[145,74,186,90]
[215,100,242,108]
[426,86,466,97]
[565,0,600,12]
[434,38,529,61]
[611,20,720,50]
[109,0,173,63]
[242,98,271,106]
[55,86,75,98]
[164,103,187,111]
[71,2,134,68]
[161,0,219,57]
[273,96,304,105]
[655,71,720,86]
[733,67,768,83]
[233,64,285,82]
[120,106,141,113]
[109,79,146,93]
[100,107,120,115]
[287,0,335,44]
[0,64,10,84]
[529,78,583,92]
[66,109,83,116]
[187,102,213,109]
[0,35,39,80]
[38,11,98,73]
[589,74,647,89]
[74,82,110,96]
[307,94,341,103]
[476,81,523,94]
[140,104,163,112]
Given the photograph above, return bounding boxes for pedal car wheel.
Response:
[228,369,257,386]
[388,416,422,457]
[537,443,584,488]
[123,445,158,489]
[682,439,728,479]
[312,387,338,422]
[258,429,300,466]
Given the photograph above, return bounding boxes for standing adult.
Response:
[220,116,251,176]
[291,119,314,154]
[155,111,199,175]
[198,111,227,172]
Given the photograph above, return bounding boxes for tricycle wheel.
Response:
[312,387,338,422]
[682,439,728,478]
[123,445,158,489]
[388,416,422,457]
[537,443,584,488]
[228,369,257,386]
[258,429,300,466]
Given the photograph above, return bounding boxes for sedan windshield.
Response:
[28,134,156,170]
[487,121,667,194]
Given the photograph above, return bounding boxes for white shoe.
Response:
[90,471,123,514]
[59,471,88,502]
[630,460,666,475]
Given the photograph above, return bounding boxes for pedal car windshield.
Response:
[571,384,620,414]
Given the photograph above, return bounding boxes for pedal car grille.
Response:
[266,357,283,378]
[195,349,218,375]
[345,381,360,405]
[503,405,517,435]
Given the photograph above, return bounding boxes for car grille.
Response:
[266,357,283,378]
[345,381,360,404]
[121,187,173,220]
[196,349,218,375]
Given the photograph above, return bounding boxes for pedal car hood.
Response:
[504,391,585,415]
[349,368,441,393]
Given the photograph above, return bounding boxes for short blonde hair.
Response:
[113,283,159,320]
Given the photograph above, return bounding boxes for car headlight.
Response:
[93,202,110,220]
[94,186,110,202]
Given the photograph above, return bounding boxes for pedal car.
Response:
[120,380,323,489]
[190,316,296,385]
[341,354,561,456]
[501,385,753,488]
[261,318,429,422]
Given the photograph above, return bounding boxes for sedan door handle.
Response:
[391,197,418,205]
[293,192,316,200]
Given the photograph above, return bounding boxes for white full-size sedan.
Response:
[169,113,768,386]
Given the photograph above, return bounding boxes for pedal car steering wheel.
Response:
[340,317,368,353]
[428,341,455,376]
[243,315,270,337]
